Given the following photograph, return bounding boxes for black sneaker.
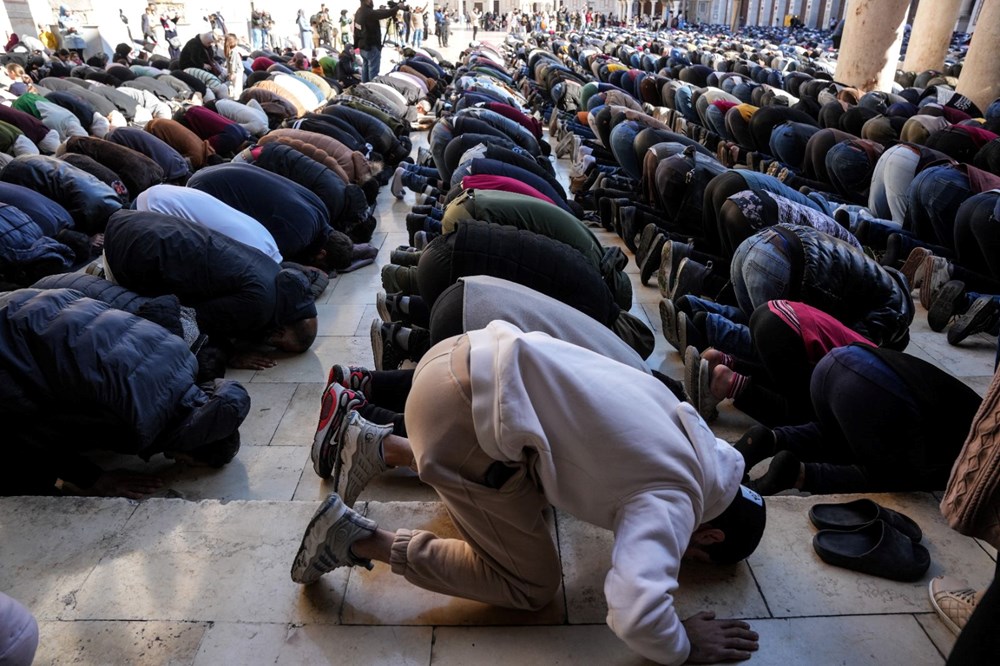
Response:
[927,280,966,332]
[410,204,435,215]
[618,207,641,254]
[658,241,691,298]
[598,197,615,231]
[639,231,667,286]
[380,264,417,294]
[948,296,1000,346]
[389,247,422,267]
[406,213,428,245]
[671,257,712,302]
[636,223,661,268]
[370,320,407,370]
[659,298,679,348]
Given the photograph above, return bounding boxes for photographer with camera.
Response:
[353,0,402,83]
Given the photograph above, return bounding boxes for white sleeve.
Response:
[605,491,695,666]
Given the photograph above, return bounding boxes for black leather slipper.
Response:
[809,498,922,542]
[813,520,930,582]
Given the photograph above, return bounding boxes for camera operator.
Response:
[353,0,401,83]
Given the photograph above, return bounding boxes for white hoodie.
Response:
[468,321,744,665]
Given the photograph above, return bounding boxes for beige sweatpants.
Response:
[390,334,561,610]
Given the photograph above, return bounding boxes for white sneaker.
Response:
[290,493,377,584]
[390,166,406,199]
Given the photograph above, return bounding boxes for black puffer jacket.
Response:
[104,210,317,342]
[421,220,620,329]
[33,272,159,314]
[774,223,913,348]
[0,288,189,451]
[0,288,250,494]
[252,143,372,243]
[0,155,123,234]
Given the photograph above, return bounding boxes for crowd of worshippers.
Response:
[0,28,452,497]
[3,16,1000,666]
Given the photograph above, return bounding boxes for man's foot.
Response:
[334,411,392,507]
[948,295,1000,346]
[390,166,406,199]
[389,246,422,267]
[670,256,711,302]
[919,255,952,310]
[414,231,430,250]
[639,230,667,286]
[753,450,801,495]
[290,493,377,584]
[328,364,372,396]
[899,245,931,288]
[929,576,979,635]
[312,383,368,478]
[658,240,690,298]
[371,319,405,371]
[659,298,680,349]
[734,425,777,470]
[381,264,417,294]
[927,280,966,332]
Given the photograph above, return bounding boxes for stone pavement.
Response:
[1,29,997,665]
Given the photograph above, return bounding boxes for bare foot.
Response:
[90,233,104,251]
[702,348,729,374]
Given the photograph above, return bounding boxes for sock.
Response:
[755,451,801,495]
[726,372,749,400]
[735,425,777,469]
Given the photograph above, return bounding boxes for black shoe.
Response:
[671,257,712,302]
[639,231,667,285]
[405,214,428,245]
[753,450,801,496]
[927,280,966,332]
[948,296,1000,346]
[598,197,615,231]
[370,320,406,371]
[658,241,692,298]
[410,204,435,215]
[636,222,660,268]
[619,206,642,254]
[735,425,777,470]
[389,247,422,267]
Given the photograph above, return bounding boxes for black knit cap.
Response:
[703,485,767,565]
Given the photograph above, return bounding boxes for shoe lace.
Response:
[940,588,978,605]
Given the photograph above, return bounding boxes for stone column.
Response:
[903,0,964,73]
[833,0,910,92]
[957,0,1000,112]
[747,0,760,24]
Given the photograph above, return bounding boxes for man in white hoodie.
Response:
[291,321,766,665]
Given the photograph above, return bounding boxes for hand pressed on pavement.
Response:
[229,352,278,370]
[86,470,164,500]
[683,610,758,663]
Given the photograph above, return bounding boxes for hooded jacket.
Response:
[467,321,744,665]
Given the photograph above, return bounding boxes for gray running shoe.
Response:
[290,493,377,584]
[334,411,392,507]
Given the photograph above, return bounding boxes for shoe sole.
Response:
[376,291,392,323]
[334,417,389,508]
[640,234,667,286]
[290,493,348,584]
[919,257,946,310]
[311,385,364,478]
[659,299,679,348]
[697,359,720,422]
[900,247,930,287]
[683,345,700,405]
[636,223,659,269]
[927,280,964,332]
[948,298,999,346]
[370,319,385,372]
[677,310,688,355]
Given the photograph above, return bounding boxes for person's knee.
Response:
[512,573,561,611]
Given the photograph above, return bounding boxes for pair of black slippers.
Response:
[810,499,931,582]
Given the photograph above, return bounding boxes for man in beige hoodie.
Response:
[291,321,765,665]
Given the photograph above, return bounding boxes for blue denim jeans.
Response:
[703,104,730,140]
[905,164,970,249]
[769,121,820,169]
[730,229,794,315]
[609,120,643,182]
[361,47,382,83]
[681,296,753,358]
